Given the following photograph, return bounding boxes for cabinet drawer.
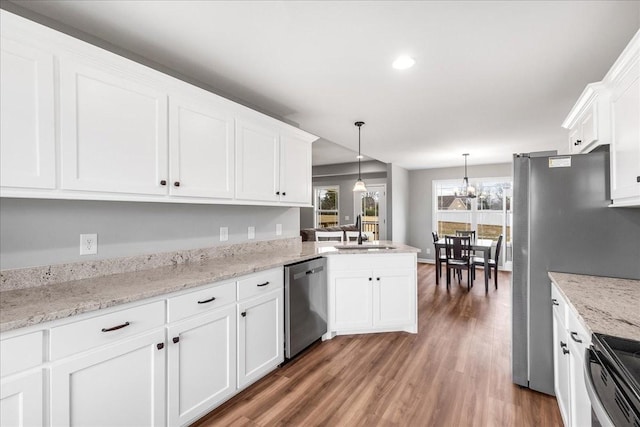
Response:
[550,283,567,325]
[50,301,165,360]
[238,268,283,301]
[329,253,416,272]
[0,331,43,377]
[167,280,236,323]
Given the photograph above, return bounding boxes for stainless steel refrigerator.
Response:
[511,150,640,395]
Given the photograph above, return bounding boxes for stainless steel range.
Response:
[585,333,640,427]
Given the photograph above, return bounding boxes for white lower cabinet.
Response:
[0,370,43,427]
[237,288,284,388]
[551,282,592,427]
[167,305,237,427]
[552,297,571,426]
[50,328,166,427]
[328,254,417,335]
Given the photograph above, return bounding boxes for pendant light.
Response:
[353,121,367,192]
[461,153,476,199]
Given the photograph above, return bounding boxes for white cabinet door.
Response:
[0,370,43,427]
[235,120,279,202]
[60,58,168,195]
[237,289,283,388]
[332,270,373,331]
[51,329,166,427]
[167,305,236,427]
[373,270,416,328]
[568,338,590,427]
[169,95,234,199]
[0,37,55,190]
[610,55,640,203]
[279,132,312,205]
[552,309,571,427]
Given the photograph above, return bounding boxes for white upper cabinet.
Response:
[235,119,314,205]
[0,9,317,206]
[235,119,280,202]
[169,91,235,199]
[562,29,639,207]
[606,31,640,206]
[561,83,610,155]
[59,57,169,195]
[0,35,55,190]
[279,130,313,205]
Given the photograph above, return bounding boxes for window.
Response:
[433,177,512,267]
[314,186,339,228]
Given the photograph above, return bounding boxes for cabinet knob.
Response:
[276,191,280,195]
[574,139,582,146]
[160,180,167,186]
[172,336,180,344]
[551,298,559,306]
[376,277,380,281]
[157,343,164,350]
[636,176,639,183]
[241,311,247,317]
[562,347,570,355]
[282,192,286,196]
[369,277,372,281]
[174,181,180,187]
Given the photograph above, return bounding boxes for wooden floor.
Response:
[193,263,562,427]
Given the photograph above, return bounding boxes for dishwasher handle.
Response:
[292,265,324,281]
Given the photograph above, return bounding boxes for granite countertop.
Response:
[0,240,419,333]
[549,272,640,341]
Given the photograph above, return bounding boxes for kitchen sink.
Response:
[334,245,396,251]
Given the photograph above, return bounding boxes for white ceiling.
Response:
[8,1,639,169]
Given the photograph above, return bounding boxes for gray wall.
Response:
[301,160,388,229]
[0,198,299,269]
[407,162,512,260]
[389,164,410,244]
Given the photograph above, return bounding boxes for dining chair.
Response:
[455,230,476,242]
[473,234,503,289]
[315,231,344,242]
[345,231,375,242]
[444,235,473,291]
[432,231,447,285]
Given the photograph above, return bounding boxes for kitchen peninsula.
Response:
[0,238,419,427]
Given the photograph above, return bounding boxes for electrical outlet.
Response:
[248,226,255,240]
[426,248,431,255]
[220,227,228,242]
[275,224,282,236]
[345,215,350,221]
[80,233,98,255]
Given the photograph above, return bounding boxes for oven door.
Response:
[585,347,639,427]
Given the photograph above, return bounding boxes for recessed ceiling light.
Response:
[392,55,415,70]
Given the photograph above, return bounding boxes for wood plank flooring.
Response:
[193,263,562,427]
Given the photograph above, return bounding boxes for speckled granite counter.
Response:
[548,272,640,341]
[0,240,419,333]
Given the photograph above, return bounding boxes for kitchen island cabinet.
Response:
[327,252,417,336]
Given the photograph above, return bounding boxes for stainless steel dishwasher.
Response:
[284,257,327,359]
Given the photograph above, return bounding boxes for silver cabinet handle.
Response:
[570,331,582,343]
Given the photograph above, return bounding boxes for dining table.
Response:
[434,238,494,292]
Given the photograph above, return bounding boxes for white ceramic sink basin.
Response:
[334,245,396,251]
